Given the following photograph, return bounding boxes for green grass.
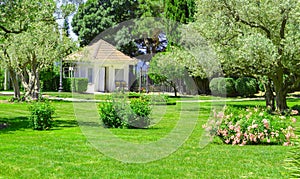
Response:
[0,98,299,178]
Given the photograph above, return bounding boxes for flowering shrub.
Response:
[290,105,300,116]
[203,106,297,146]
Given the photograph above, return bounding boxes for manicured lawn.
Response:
[0,97,299,178]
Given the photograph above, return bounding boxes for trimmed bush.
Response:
[62,78,88,93]
[63,78,72,92]
[40,69,59,91]
[28,101,55,130]
[98,101,127,128]
[72,78,88,92]
[209,77,237,97]
[98,95,152,129]
[129,97,151,128]
[218,78,236,97]
[235,77,258,97]
[209,78,220,95]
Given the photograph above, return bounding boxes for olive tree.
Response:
[194,0,300,112]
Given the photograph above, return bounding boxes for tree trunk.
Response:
[263,78,275,111]
[171,82,178,97]
[275,88,288,113]
[193,77,210,94]
[32,71,40,99]
[273,77,288,112]
[20,70,40,101]
[8,68,21,99]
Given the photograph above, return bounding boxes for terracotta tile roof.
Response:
[65,39,137,64]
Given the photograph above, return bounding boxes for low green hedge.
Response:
[209,77,236,97]
[210,77,258,97]
[73,78,88,92]
[235,77,258,97]
[63,78,88,93]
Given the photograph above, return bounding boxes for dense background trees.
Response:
[164,0,196,24]
[72,0,141,46]
[194,0,300,112]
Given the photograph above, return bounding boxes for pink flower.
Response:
[262,119,269,129]
[246,112,253,119]
[222,129,228,136]
[229,125,234,130]
[279,116,286,119]
[287,126,294,131]
[258,132,264,140]
[262,119,268,124]
[225,139,230,144]
[291,110,299,115]
[267,138,270,143]
[285,133,291,140]
[252,124,258,128]
[234,125,241,132]
[253,136,257,142]
[217,112,224,119]
[244,133,248,139]
[249,134,255,141]
[291,117,297,123]
[283,142,290,146]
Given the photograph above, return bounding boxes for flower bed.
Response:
[203,106,298,146]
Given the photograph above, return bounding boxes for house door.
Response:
[105,67,109,92]
[98,67,105,92]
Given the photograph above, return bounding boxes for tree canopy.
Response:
[164,0,196,24]
[0,0,76,100]
[72,0,140,46]
[194,0,300,112]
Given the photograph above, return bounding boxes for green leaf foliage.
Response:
[72,0,141,46]
[164,0,196,24]
[194,0,300,111]
[235,77,258,97]
[98,95,152,129]
[28,100,55,130]
[209,77,237,97]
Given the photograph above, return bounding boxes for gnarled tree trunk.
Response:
[272,73,288,112]
[8,68,21,100]
[263,78,275,111]
[19,64,40,101]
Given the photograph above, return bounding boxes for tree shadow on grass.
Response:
[0,116,80,133]
[287,98,300,102]
[0,116,31,133]
[53,119,78,128]
[226,104,264,109]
